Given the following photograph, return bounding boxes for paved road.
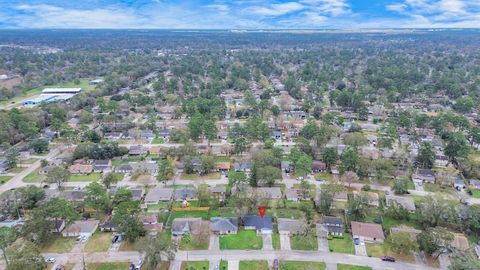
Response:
[40,249,444,270]
[0,147,60,194]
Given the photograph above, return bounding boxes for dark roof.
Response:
[323,216,343,225]
[211,217,238,232]
[243,215,273,230]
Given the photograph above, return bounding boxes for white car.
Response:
[45,257,56,263]
[135,259,143,270]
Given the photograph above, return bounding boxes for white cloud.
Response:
[246,2,305,16]
[13,4,144,28]
[302,0,350,16]
[386,3,408,12]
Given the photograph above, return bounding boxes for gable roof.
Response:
[385,195,416,211]
[210,217,238,232]
[243,215,273,230]
[145,188,173,202]
[351,221,385,240]
[277,218,304,234]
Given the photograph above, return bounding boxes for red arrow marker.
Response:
[258,205,266,217]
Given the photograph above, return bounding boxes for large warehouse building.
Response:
[23,87,82,106]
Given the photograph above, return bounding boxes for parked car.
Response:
[381,256,396,262]
[112,235,119,243]
[273,259,279,270]
[354,238,360,245]
[55,265,65,270]
[45,257,56,263]
[129,263,136,270]
[135,259,143,270]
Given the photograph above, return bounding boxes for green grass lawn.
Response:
[470,189,480,198]
[268,208,305,219]
[220,230,262,250]
[290,234,318,250]
[181,261,209,270]
[70,173,102,182]
[381,214,421,231]
[180,172,221,180]
[0,176,12,184]
[152,137,165,144]
[179,234,209,250]
[337,264,372,270]
[7,167,24,173]
[328,235,355,254]
[87,262,131,270]
[219,260,228,270]
[239,261,268,270]
[280,261,326,270]
[23,170,102,183]
[41,236,76,253]
[84,231,113,252]
[424,183,454,194]
[272,233,281,250]
[366,242,415,263]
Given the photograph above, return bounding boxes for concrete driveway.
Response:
[354,243,367,256]
[316,225,329,252]
[280,234,291,250]
[209,235,219,251]
[262,233,273,250]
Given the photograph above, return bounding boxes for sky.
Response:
[0,0,479,29]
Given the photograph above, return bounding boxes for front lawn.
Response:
[7,167,24,173]
[152,137,165,144]
[85,231,113,252]
[220,230,262,250]
[87,262,131,270]
[280,261,326,270]
[179,234,209,250]
[70,173,102,182]
[272,232,281,250]
[0,176,12,184]
[337,264,372,270]
[219,260,228,270]
[180,172,221,180]
[239,261,268,270]
[366,243,415,263]
[470,189,480,198]
[23,169,45,182]
[290,234,318,250]
[328,235,355,254]
[41,236,76,253]
[181,261,209,270]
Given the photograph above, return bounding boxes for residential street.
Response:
[37,250,444,270]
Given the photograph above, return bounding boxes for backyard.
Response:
[328,235,355,254]
[220,230,262,250]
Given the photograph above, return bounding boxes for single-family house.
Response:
[144,188,174,205]
[470,179,480,190]
[243,215,273,234]
[277,218,304,235]
[158,129,170,142]
[451,233,469,251]
[69,164,93,175]
[312,161,327,173]
[354,191,379,207]
[171,218,209,237]
[351,221,385,243]
[272,130,282,140]
[115,163,133,174]
[99,215,118,232]
[174,187,198,201]
[412,168,435,185]
[133,161,159,176]
[385,195,416,212]
[93,160,112,173]
[285,188,308,202]
[62,220,99,238]
[256,187,282,200]
[234,162,252,173]
[129,145,148,156]
[50,219,66,233]
[210,217,238,235]
[208,186,226,202]
[454,177,466,191]
[139,215,163,235]
[281,161,292,173]
[321,216,344,236]
[435,155,449,167]
[215,162,231,173]
[39,165,55,175]
[61,190,85,202]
